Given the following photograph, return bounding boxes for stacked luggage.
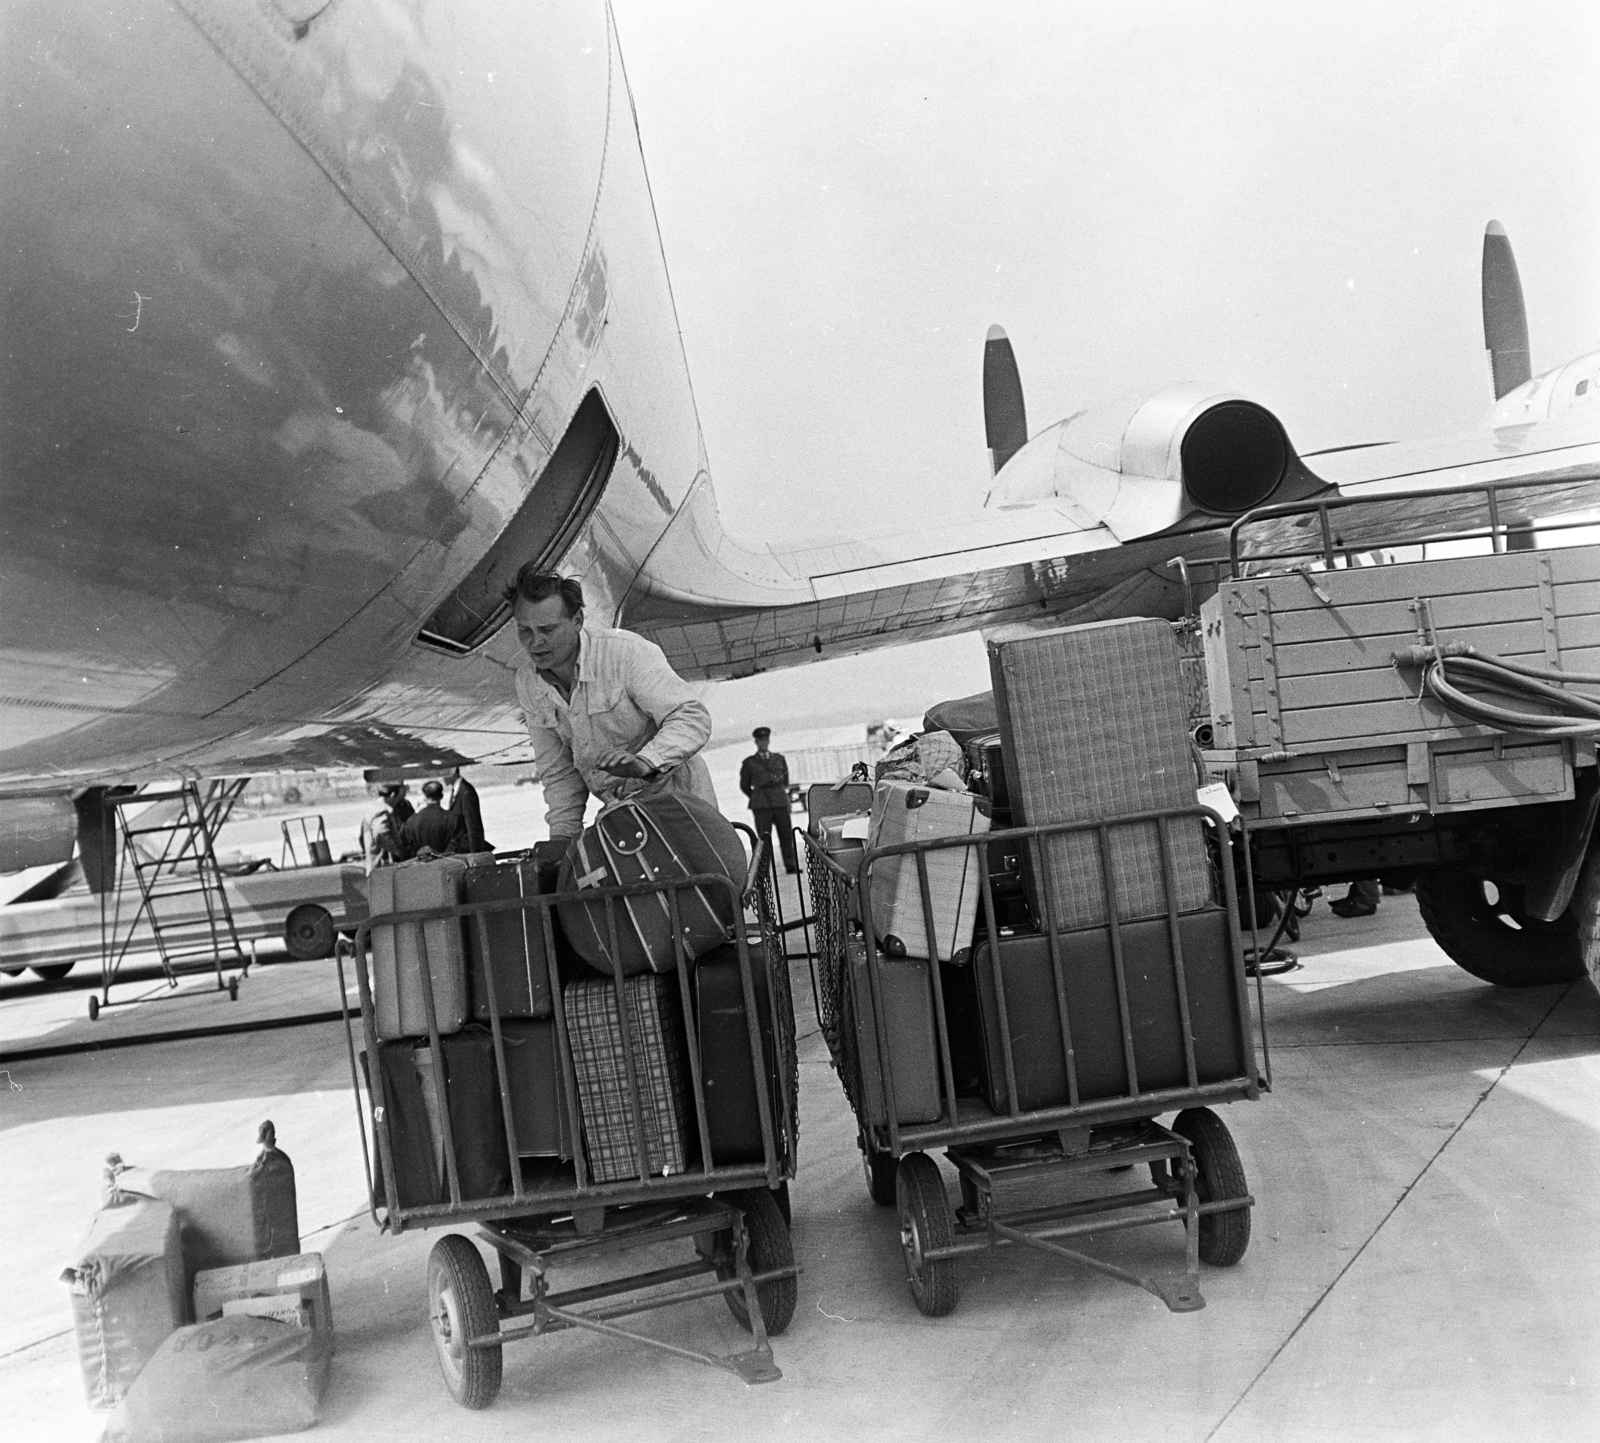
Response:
[363,795,792,1203]
[808,616,1250,1126]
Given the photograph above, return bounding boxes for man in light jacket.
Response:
[508,568,718,842]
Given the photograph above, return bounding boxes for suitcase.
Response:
[500,1019,575,1158]
[369,856,470,1040]
[558,795,746,977]
[806,780,874,831]
[563,972,692,1183]
[988,618,1213,930]
[964,734,1031,932]
[107,1127,300,1281]
[692,942,779,1166]
[64,1197,188,1409]
[429,1027,514,1201]
[866,782,990,962]
[362,1041,442,1210]
[816,811,871,864]
[846,933,942,1126]
[463,853,561,1020]
[969,907,1249,1112]
[922,689,999,750]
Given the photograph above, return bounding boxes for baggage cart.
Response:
[336,832,799,1408]
[803,804,1269,1318]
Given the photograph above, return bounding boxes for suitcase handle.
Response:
[597,802,652,856]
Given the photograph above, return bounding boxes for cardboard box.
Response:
[193,1253,332,1338]
[221,1293,311,1329]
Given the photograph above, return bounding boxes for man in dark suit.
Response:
[447,769,492,854]
[739,726,799,874]
[399,779,456,859]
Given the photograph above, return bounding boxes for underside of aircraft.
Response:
[2,0,1599,882]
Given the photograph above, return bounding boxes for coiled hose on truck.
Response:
[1391,643,1600,738]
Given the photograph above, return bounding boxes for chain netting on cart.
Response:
[801,840,867,1124]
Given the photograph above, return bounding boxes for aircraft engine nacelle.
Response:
[991,383,1324,541]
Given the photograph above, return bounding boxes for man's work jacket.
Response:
[516,626,717,839]
[739,751,791,811]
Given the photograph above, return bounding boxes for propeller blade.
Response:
[1482,220,1531,400]
[983,324,1028,474]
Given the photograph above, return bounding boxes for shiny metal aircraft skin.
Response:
[4,1,1600,816]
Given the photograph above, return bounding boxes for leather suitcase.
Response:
[362,1041,442,1210]
[428,1028,514,1201]
[692,942,778,1166]
[369,856,470,1040]
[499,1019,575,1159]
[866,782,990,962]
[806,780,874,831]
[964,734,1031,932]
[563,973,692,1183]
[922,689,1000,751]
[558,795,746,977]
[970,907,1249,1112]
[463,853,560,1020]
[989,619,1213,929]
[846,934,942,1126]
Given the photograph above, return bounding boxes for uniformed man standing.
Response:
[507,568,717,843]
[740,726,799,874]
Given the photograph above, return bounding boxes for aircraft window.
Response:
[416,389,619,655]
[1577,379,1590,395]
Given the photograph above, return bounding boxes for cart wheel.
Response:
[1173,1108,1251,1267]
[771,1181,792,1228]
[87,995,100,1021]
[284,903,336,960]
[897,1153,958,1318]
[717,1189,797,1336]
[861,1131,897,1207]
[427,1235,502,1409]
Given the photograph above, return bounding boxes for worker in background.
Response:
[399,779,456,859]
[1330,878,1381,918]
[740,726,799,875]
[507,567,716,843]
[447,768,491,854]
[388,782,415,830]
[359,783,405,872]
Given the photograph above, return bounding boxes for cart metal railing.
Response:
[335,837,800,1404]
[803,803,1270,1318]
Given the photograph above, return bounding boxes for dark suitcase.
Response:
[563,972,692,1183]
[430,1027,514,1201]
[924,689,999,750]
[965,734,1031,932]
[463,853,561,1020]
[806,780,874,831]
[499,1019,575,1159]
[988,618,1213,929]
[362,1041,442,1211]
[692,942,777,1166]
[970,908,1250,1112]
[558,795,746,977]
[846,934,942,1126]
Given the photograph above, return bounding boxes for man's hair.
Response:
[421,779,444,801]
[502,565,584,618]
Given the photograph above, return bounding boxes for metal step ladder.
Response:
[91,779,252,1020]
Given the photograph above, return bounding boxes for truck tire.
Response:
[1415,865,1583,987]
[1573,848,1600,989]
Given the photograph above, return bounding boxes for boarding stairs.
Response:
[91,779,252,1019]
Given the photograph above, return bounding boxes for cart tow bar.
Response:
[987,1220,1206,1312]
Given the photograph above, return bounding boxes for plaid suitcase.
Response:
[988,618,1213,929]
[562,973,691,1183]
[558,795,746,977]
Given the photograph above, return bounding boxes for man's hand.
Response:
[593,747,656,780]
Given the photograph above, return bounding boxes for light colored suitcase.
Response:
[369,857,469,1040]
[865,782,990,962]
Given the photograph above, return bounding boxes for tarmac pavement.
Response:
[1,889,1595,1442]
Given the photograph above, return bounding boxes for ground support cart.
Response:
[803,805,1268,1318]
[338,846,800,1408]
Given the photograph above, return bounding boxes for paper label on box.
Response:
[1197,782,1239,824]
[841,817,871,839]
[276,1267,319,1288]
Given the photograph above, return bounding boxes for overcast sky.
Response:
[607,1,1600,740]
